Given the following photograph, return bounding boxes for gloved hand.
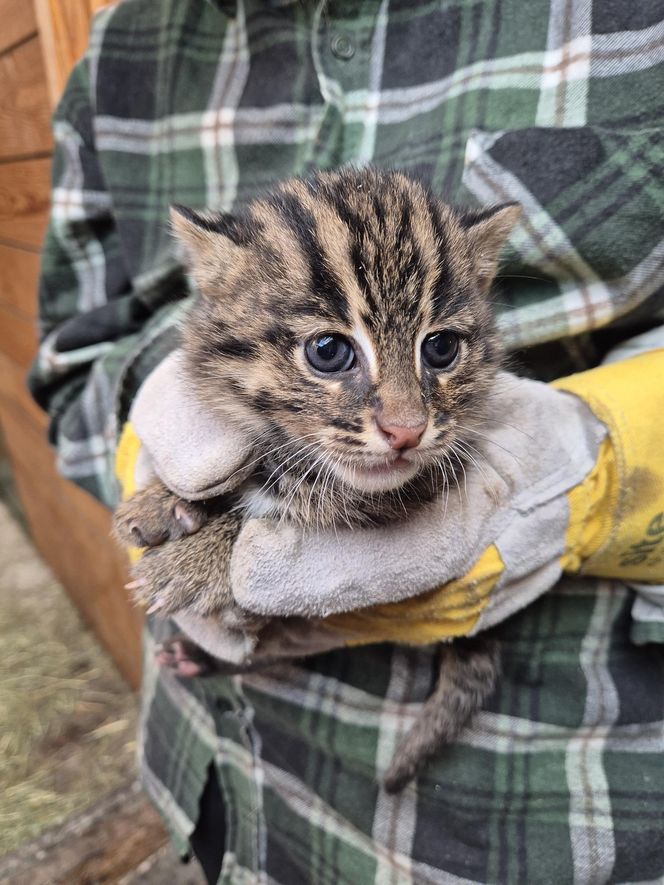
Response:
[116,346,664,664]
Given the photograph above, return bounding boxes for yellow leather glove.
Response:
[321,348,664,645]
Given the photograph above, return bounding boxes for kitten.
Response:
[114,167,519,792]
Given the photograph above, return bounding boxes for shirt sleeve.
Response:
[28,55,190,507]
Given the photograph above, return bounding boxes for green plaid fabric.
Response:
[29,0,664,880]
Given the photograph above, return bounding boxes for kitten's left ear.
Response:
[170,205,246,292]
[460,202,522,291]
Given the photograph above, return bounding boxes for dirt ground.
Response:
[0,468,205,883]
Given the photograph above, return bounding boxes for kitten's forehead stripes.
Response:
[315,171,448,335]
[316,186,380,317]
[263,190,352,325]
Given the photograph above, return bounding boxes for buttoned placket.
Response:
[308,0,383,169]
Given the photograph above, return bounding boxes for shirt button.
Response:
[331,33,355,60]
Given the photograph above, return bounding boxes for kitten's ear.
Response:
[169,205,243,292]
[460,202,522,291]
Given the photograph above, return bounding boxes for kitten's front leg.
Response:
[114,480,254,618]
[383,638,500,793]
[129,508,259,621]
[114,479,208,548]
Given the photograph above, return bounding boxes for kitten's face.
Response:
[174,169,519,496]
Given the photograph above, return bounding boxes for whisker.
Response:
[458,410,535,442]
[442,450,463,513]
[222,431,322,484]
[455,425,523,462]
[450,447,469,504]
[256,440,323,498]
[496,273,553,284]
[278,453,327,526]
[453,439,494,489]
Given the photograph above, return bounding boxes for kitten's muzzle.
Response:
[334,450,421,493]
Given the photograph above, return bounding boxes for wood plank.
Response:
[0,302,39,368]
[0,244,40,317]
[0,399,141,686]
[34,0,94,107]
[0,350,47,431]
[0,36,53,160]
[0,0,37,55]
[0,157,51,249]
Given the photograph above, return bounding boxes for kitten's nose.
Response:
[377,420,427,450]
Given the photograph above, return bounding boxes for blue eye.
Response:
[421,331,460,370]
[305,334,356,373]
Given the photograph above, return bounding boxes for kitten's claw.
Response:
[129,522,151,548]
[125,578,146,591]
[174,501,204,534]
[146,600,166,615]
[126,512,259,623]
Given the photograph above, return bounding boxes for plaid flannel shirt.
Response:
[30,0,664,881]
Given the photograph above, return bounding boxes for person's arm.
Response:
[28,55,189,505]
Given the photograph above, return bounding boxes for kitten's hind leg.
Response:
[383,638,500,794]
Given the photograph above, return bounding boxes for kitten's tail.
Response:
[382,637,500,793]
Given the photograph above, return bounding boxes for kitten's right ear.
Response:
[170,205,244,292]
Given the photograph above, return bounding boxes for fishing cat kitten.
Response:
[114,167,520,792]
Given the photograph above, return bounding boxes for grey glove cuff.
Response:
[172,610,344,666]
[173,610,258,664]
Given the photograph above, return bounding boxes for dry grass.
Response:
[0,497,138,856]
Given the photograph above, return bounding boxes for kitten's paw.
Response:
[114,480,207,548]
[130,542,226,615]
[156,636,217,678]
[127,514,258,623]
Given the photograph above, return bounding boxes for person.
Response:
[30,1,664,882]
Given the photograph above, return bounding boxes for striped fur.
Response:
[174,167,520,527]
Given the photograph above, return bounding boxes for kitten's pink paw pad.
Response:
[155,637,215,678]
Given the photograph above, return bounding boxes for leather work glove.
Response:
[115,344,664,665]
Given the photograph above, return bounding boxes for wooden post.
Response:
[0,0,141,687]
[34,0,112,108]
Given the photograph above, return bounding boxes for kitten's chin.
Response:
[334,455,420,494]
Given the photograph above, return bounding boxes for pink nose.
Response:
[377,420,427,450]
